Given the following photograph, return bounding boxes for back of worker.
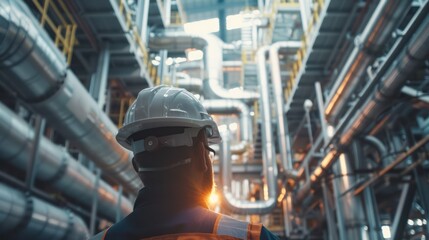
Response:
[90,86,279,240]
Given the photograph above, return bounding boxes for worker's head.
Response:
[116,86,221,202]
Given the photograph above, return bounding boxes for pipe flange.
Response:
[43,148,69,184]
[5,192,34,238]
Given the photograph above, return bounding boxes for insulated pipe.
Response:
[203,99,252,155]
[296,8,429,200]
[203,99,252,143]
[219,131,277,214]
[0,0,142,193]
[0,103,133,220]
[175,72,203,93]
[0,182,89,240]
[216,46,278,214]
[269,41,300,172]
[324,0,411,121]
[149,31,259,101]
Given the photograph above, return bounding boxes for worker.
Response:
[90,86,279,240]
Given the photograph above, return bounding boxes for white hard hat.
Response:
[116,85,221,151]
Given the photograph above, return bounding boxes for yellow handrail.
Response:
[32,0,77,65]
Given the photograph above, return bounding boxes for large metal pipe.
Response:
[324,0,411,121]
[269,41,300,172]
[217,46,278,214]
[0,0,141,193]
[149,31,259,101]
[203,99,252,154]
[0,182,89,240]
[0,103,133,221]
[297,6,429,199]
[203,99,252,143]
[175,72,203,93]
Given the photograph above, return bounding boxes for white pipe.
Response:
[149,32,259,101]
[218,46,278,214]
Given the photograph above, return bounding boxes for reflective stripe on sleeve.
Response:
[216,215,249,239]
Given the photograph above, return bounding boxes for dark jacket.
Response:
[90,186,279,240]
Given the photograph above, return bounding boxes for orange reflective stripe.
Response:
[247,223,262,240]
[212,214,222,234]
[143,233,240,240]
[101,227,109,240]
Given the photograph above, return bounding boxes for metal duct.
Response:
[218,46,278,214]
[269,41,300,172]
[203,99,252,143]
[175,72,203,93]
[297,6,429,199]
[0,0,142,193]
[324,0,411,121]
[0,103,133,221]
[0,182,89,240]
[149,31,259,101]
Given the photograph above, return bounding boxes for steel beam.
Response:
[89,43,111,110]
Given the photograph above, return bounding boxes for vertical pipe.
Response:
[89,43,111,110]
[315,82,329,144]
[333,154,367,239]
[322,180,339,240]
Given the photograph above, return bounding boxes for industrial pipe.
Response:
[269,41,301,173]
[0,103,133,221]
[175,72,203,93]
[324,0,411,121]
[203,99,252,154]
[149,31,259,101]
[296,6,429,199]
[0,0,142,193]
[217,46,278,214]
[0,182,89,240]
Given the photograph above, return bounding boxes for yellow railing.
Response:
[33,0,77,64]
[284,0,325,101]
[118,0,160,85]
[118,97,135,128]
[266,0,280,44]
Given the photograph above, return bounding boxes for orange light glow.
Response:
[208,192,219,205]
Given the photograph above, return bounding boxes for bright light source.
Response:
[186,49,204,61]
[416,219,423,226]
[229,122,238,131]
[174,57,187,64]
[407,219,414,226]
[151,59,160,66]
[250,111,255,116]
[184,18,219,34]
[423,219,427,225]
[208,192,219,205]
[166,57,174,66]
[155,55,161,61]
[327,125,335,138]
[218,124,227,133]
[381,225,391,239]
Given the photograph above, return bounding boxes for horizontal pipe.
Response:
[175,72,203,93]
[0,103,133,221]
[325,0,411,121]
[354,135,429,195]
[203,99,252,143]
[296,4,429,199]
[149,31,259,101]
[0,0,142,193]
[0,182,89,239]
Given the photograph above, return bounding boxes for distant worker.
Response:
[90,86,279,240]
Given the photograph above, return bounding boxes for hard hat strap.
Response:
[137,158,192,172]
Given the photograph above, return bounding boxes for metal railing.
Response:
[284,0,325,102]
[117,0,160,85]
[32,0,77,64]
